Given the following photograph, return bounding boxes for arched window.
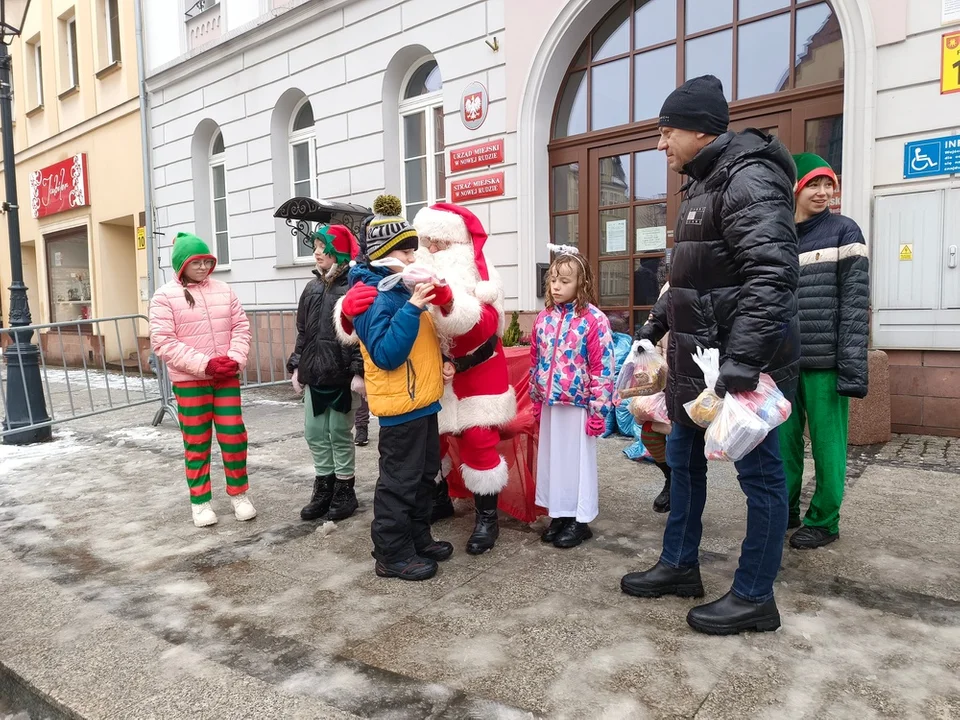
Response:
[399,58,444,221]
[290,98,316,258]
[209,130,230,265]
[553,0,843,138]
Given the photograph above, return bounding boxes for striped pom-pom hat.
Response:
[366,195,419,260]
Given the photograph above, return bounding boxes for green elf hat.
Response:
[171,232,216,281]
[315,224,360,265]
[793,153,839,194]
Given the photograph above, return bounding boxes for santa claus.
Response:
[338,199,519,555]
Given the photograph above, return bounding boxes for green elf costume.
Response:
[287,224,365,522]
[781,153,870,549]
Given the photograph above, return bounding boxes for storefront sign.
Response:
[136,226,146,250]
[450,171,505,203]
[942,31,960,94]
[903,134,960,179]
[449,139,504,173]
[29,154,90,219]
[944,0,960,25]
[460,81,489,131]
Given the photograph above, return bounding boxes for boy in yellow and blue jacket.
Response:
[341,208,454,581]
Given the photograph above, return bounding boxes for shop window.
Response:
[46,233,92,324]
[289,99,316,259]
[209,130,230,265]
[551,0,842,137]
[399,58,444,222]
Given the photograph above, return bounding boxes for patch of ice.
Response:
[316,520,337,537]
[0,429,85,472]
[38,367,160,394]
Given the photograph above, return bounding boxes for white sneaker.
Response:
[192,502,218,527]
[231,493,257,521]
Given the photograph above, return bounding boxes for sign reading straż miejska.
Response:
[29,154,90,219]
[449,139,505,173]
[450,172,505,203]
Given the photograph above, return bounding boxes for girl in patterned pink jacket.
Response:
[529,246,616,549]
[149,232,255,528]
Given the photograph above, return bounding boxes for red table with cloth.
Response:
[443,346,545,523]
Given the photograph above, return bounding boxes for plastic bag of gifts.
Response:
[628,392,670,425]
[615,339,666,400]
[683,347,723,428]
[704,373,792,462]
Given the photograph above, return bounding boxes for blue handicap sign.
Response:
[903,135,960,179]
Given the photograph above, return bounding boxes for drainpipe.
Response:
[134,0,156,298]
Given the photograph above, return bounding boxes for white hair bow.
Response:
[547,243,580,256]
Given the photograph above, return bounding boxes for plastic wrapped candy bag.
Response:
[703,374,791,462]
[371,258,448,293]
[683,347,723,428]
[734,374,792,430]
[629,392,669,424]
[615,339,667,399]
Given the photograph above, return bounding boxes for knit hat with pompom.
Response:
[365,194,419,261]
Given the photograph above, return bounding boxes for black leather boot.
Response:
[541,517,571,544]
[553,521,593,549]
[375,555,438,581]
[620,561,705,598]
[686,590,781,635]
[652,473,671,514]
[300,475,335,521]
[354,425,369,447]
[327,477,359,520]
[430,477,455,523]
[416,540,454,562]
[466,493,499,555]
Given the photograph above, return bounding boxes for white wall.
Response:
[226,0,262,32]
[143,1,182,73]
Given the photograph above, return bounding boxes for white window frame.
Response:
[398,58,445,222]
[66,17,79,90]
[289,98,317,261]
[104,0,121,65]
[209,132,230,268]
[34,43,44,107]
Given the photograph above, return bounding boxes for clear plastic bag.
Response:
[733,374,791,430]
[615,339,666,399]
[683,347,722,428]
[628,391,669,424]
[371,258,448,293]
[704,393,770,462]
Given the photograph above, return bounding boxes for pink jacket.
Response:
[149,277,251,383]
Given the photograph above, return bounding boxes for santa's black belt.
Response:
[444,335,498,374]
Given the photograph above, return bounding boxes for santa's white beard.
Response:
[417,243,479,293]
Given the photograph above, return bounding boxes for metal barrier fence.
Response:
[0,307,299,441]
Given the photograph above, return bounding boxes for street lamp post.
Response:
[1,0,51,445]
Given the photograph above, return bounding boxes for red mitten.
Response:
[585,413,606,437]
[430,283,453,307]
[342,283,378,318]
[205,356,238,378]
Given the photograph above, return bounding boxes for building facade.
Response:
[143,0,960,435]
[0,0,146,366]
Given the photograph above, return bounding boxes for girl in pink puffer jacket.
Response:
[149,232,255,528]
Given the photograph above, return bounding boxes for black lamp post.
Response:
[1,0,51,445]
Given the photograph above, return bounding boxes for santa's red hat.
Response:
[413,202,500,304]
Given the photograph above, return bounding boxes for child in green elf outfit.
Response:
[287,225,365,522]
[781,153,870,549]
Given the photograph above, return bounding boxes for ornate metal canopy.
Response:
[273,197,373,252]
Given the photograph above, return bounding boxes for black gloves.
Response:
[715,359,761,398]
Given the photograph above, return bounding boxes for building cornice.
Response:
[145,0,354,92]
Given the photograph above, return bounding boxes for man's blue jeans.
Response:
[660,421,788,603]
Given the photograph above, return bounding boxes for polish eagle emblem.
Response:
[463,92,483,121]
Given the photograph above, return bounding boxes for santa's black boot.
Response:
[466,493,500,555]
[430,476,455,523]
[327,477,359,520]
[301,475,335,521]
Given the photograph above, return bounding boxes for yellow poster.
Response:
[942,31,960,95]
[899,243,914,262]
[136,226,146,250]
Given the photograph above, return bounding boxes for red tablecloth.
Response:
[444,346,545,523]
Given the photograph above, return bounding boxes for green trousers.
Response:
[304,389,356,479]
[781,369,849,534]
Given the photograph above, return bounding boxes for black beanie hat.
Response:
[658,75,729,136]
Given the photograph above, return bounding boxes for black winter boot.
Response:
[430,477,455,523]
[354,425,369,447]
[466,493,499,555]
[327,477,359,520]
[300,475,335,521]
[653,468,671,514]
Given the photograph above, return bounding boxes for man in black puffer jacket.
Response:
[782,154,869,551]
[288,225,365,522]
[621,76,800,636]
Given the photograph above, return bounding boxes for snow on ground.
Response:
[0,430,86,472]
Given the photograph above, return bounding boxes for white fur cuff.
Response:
[433,288,483,338]
[333,296,360,346]
[461,457,509,495]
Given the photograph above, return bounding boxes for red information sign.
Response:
[449,139,505,173]
[450,172,505,203]
[29,154,91,219]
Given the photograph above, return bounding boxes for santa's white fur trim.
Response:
[461,456,509,495]
[455,386,516,432]
[440,455,453,479]
[332,296,359,346]
[474,279,499,305]
[437,383,459,435]
[413,206,471,246]
[432,287,483,338]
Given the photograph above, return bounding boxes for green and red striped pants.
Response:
[173,377,249,504]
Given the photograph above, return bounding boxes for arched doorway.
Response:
[547,0,845,332]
